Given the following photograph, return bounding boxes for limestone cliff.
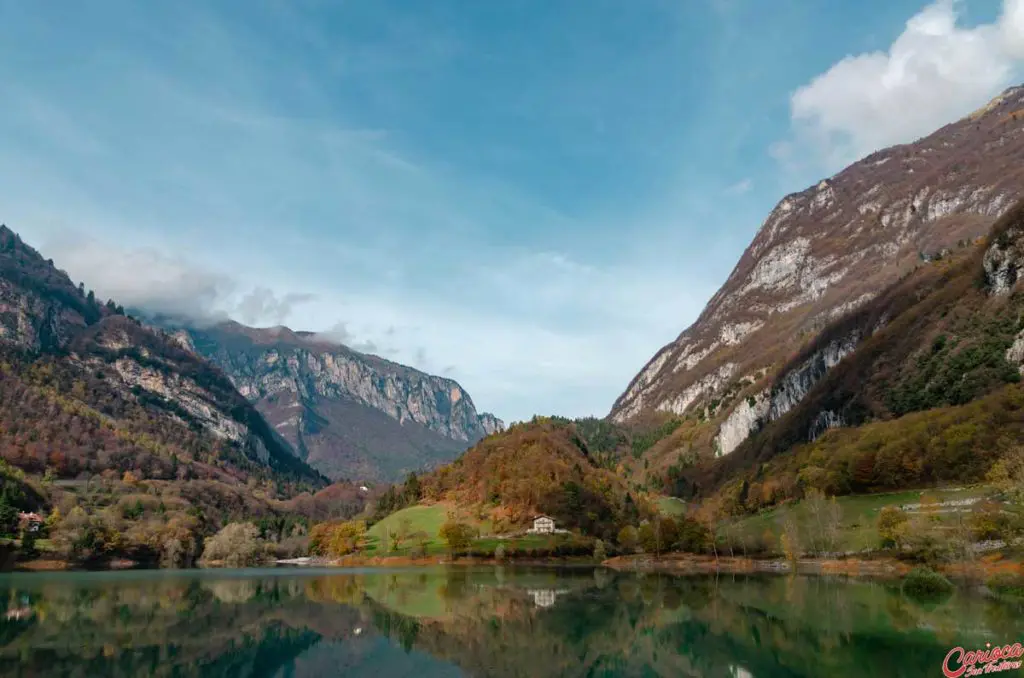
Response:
[612,85,1024,459]
[154,320,504,483]
[0,225,323,486]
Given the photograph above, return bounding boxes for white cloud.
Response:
[236,288,316,326]
[780,0,1024,169]
[0,2,722,424]
[37,233,316,327]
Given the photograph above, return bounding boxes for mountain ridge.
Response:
[610,84,1024,462]
[139,313,504,483]
[0,223,325,488]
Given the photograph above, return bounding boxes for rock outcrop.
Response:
[151,320,504,483]
[612,85,1024,457]
[0,225,323,486]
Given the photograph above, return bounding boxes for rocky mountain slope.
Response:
[0,225,324,489]
[146,319,504,483]
[611,85,1024,464]
[691,201,1024,505]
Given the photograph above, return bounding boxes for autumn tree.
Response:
[328,521,367,556]
[200,522,267,567]
[439,520,475,556]
[804,489,843,556]
[779,510,803,564]
[988,447,1024,506]
[639,517,679,557]
[617,525,639,553]
[877,506,910,549]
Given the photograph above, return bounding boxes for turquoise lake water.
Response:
[0,566,1022,677]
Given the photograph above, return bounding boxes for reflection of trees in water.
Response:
[203,579,258,604]
[0,576,356,677]
[2,570,1024,678]
[368,572,1024,678]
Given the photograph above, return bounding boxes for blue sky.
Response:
[1,0,1021,423]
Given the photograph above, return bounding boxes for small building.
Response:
[17,512,42,533]
[527,515,556,534]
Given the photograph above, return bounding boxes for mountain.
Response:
[611,85,1024,468]
[143,317,504,483]
[0,224,324,490]
[695,201,1024,507]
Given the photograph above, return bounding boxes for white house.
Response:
[527,515,555,534]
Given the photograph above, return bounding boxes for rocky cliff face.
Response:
[157,320,504,483]
[0,225,323,486]
[611,85,1024,458]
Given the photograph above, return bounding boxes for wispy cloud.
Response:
[724,178,752,195]
[0,0,758,421]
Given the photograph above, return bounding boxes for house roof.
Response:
[532,515,554,521]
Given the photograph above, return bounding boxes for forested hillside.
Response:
[0,224,350,568]
[672,200,1024,510]
[422,418,649,541]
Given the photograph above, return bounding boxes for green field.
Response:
[363,503,594,557]
[725,485,993,553]
[365,503,453,554]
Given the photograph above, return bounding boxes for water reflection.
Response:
[0,567,1021,677]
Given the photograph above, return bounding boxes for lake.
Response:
[0,566,1022,677]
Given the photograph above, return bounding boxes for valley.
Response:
[1,86,1024,589]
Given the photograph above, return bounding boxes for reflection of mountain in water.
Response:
[0,568,1023,677]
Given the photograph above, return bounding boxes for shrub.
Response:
[593,539,606,561]
[309,520,366,557]
[617,525,639,552]
[987,573,1024,599]
[902,566,954,598]
[494,543,507,561]
[877,506,910,548]
[199,522,268,568]
[439,520,475,555]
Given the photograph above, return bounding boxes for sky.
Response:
[2,0,1024,423]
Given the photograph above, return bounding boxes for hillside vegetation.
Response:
[0,226,366,568]
[680,203,1024,510]
[422,418,650,541]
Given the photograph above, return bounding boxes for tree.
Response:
[697,503,723,561]
[51,507,120,562]
[988,447,1024,506]
[617,525,639,553]
[877,506,910,549]
[780,511,802,564]
[410,531,430,558]
[20,528,37,557]
[402,472,422,504]
[593,539,607,562]
[804,489,843,556]
[439,520,474,556]
[395,517,412,550]
[640,517,679,557]
[675,516,712,553]
[494,542,507,561]
[327,521,367,556]
[0,498,18,536]
[969,500,1017,542]
[200,523,267,567]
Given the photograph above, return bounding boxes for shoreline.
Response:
[10,552,1024,580]
[600,553,1024,581]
